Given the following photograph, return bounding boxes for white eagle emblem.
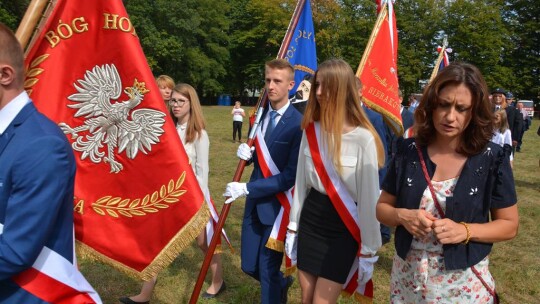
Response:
[59,64,166,173]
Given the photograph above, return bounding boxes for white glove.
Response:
[223,182,249,204]
[358,256,378,285]
[237,143,255,161]
[285,230,298,264]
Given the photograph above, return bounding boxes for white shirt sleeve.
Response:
[193,130,210,191]
[356,136,382,255]
[503,129,513,161]
[288,132,308,231]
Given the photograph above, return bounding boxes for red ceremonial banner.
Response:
[23,0,208,280]
[357,1,403,135]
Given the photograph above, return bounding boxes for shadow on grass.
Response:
[514,178,540,192]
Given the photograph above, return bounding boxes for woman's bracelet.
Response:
[459,222,471,244]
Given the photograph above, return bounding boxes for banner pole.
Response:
[429,36,448,82]
[15,0,51,49]
[188,1,306,303]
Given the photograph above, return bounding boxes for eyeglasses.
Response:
[169,98,189,106]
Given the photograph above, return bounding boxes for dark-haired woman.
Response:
[377,62,518,303]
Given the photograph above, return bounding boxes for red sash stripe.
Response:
[305,123,361,243]
[13,268,97,304]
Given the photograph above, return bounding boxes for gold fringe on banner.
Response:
[363,96,404,136]
[76,202,210,281]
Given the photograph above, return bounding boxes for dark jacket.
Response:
[382,138,517,270]
[505,105,523,143]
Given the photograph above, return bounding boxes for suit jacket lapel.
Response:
[0,103,36,156]
[266,105,294,146]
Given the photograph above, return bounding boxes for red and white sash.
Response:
[202,187,233,252]
[305,122,374,302]
[403,127,415,139]
[0,223,102,303]
[253,128,295,273]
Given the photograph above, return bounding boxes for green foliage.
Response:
[503,0,540,100]
[125,0,230,97]
[6,0,539,102]
[0,0,29,30]
[226,0,295,97]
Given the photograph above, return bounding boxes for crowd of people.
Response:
[0,20,527,303]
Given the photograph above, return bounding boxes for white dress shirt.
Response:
[263,101,290,137]
[288,127,382,255]
[0,91,31,135]
[176,123,210,191]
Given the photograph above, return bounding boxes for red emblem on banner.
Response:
[24,0,207,280]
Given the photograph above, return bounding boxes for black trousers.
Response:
[233,121,243,141]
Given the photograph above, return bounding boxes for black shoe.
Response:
[281,276,294,304]
[202,281,226,299]
[118,297,149,304]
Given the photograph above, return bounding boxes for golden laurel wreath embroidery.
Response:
[92,172,187,218]
[24,54,49,96]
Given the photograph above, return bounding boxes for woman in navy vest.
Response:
[377,62,518,303]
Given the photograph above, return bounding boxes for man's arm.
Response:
[246,125,303,199]
[0,136,74,279]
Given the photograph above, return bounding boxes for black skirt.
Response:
[297,188,358,284]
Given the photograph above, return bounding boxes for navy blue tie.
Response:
[265,111,278,143]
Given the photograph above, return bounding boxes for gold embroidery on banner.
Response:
[91,172,187,217]
[24,54,49,96]
[77,203,210,280]
[74,199,85,215]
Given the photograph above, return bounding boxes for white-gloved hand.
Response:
[285,230,298,263]
[237,143,255,161]
[358,256,379,285]
[223,182,249,204]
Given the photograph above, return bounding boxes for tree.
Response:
[125,0,230,97]
[394,0,446,96]
[0,0,29,30]
[226,0,295,98]
[445,0,511,88]
[504,0,540,101]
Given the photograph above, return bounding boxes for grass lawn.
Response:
[80,106,540,303]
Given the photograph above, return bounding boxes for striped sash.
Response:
[202,187,233,252]
[253,128,295,273]
[0,223,101,303]
[305,122,374,302]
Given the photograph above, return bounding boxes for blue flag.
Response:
[285,0,317,96]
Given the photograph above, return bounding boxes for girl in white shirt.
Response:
[286,59,385,303]
[491,109,513,166]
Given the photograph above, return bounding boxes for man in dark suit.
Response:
[0,23,99,303]
[224,59,302,303]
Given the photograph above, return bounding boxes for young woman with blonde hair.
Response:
[286,59,384,303]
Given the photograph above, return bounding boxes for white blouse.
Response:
[176,123,210,191]
[491,129,513,161]
[288,127,382,255]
